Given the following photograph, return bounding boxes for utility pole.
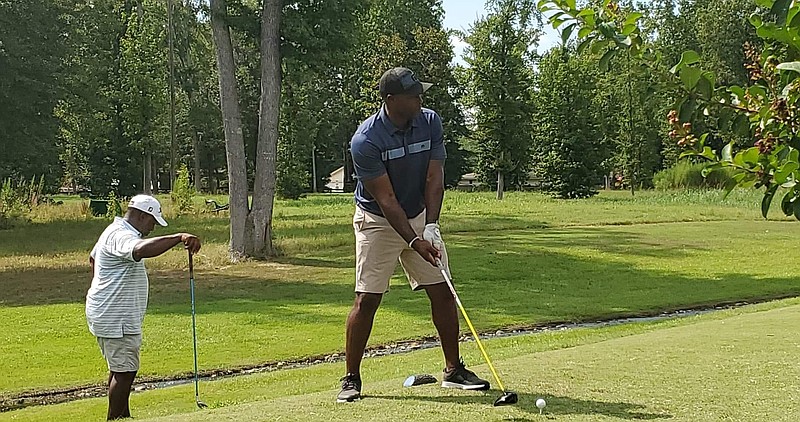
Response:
[167,0,176,190]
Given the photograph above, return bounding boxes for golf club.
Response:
[188,251,208,409]
[436,259,518,407]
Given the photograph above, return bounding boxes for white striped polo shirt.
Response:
[85,217,148,338]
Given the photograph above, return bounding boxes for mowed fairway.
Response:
[5,299,800,421]
[2,190,800,421]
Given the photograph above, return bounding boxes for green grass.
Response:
[4,298,799,421]
[1,189,798,397]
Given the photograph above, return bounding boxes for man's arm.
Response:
[362,175,440,265]
[133,233,201,261]
[424,160,445,224]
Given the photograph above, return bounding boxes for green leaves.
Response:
[670,50,701,74]
[722,143,734,162]
[772,0,792,24]
[680,67,702,90]
[781,190,795,216]
[774,161,799,184]
[599,49,616,71]
[561,23,576,44]
[741,148,761,166]
[762,184,778,218]
[776,61,800,73]
[624,12,643,26]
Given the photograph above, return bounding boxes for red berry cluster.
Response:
[667,110,697,148]
[753,127,776,155]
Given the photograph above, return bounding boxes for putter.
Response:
[436,260,518,407]
[189,251,208,409]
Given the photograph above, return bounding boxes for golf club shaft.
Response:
[189,251,201,401]
[436,261,506,392]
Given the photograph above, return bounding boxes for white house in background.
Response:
[457,172,480,190]
[326,166,345,192]
[457,171,542,191]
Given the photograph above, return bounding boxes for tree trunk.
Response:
[496,170,504,200]
[143,152,152,194]
[626,50,636,197]
[192,130,202,191]
[210,0,250,261]
[206,159,217,194]
[151,158,158,192]
[167,0,177,191]
[249,0,281,258]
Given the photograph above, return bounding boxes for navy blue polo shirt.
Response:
[351,106,446,218]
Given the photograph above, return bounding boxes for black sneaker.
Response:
[337,373,362,402]
[441,359,490,390]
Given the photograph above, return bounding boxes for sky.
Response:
[440,0,562,65]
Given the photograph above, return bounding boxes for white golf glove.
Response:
[422,223,444,251]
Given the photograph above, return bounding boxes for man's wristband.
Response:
[408,236,421,248]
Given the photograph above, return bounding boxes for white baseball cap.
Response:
[128,194,168,226]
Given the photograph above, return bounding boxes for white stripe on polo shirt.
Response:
[86,217,148,338]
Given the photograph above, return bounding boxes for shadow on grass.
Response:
[3,221,800,332]
[0,215,354,257]
[461,226,710,260]
[370,391,672,420]
[272,256,352,269]
[0,218,233,257]
[447,215,550,231]
[3,246,800,330]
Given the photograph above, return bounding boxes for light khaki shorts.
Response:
[353,207,450,293]
[96,334,142,373]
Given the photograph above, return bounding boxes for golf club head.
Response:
[196,400,208,409]
[403,374,437,387]
[493,391,518,406]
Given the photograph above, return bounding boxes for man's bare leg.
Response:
[107,371,136,420]
[345,292,383,375]
[423,283,460,370]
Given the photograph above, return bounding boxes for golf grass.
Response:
[3,298,798,421]
[2,189,800,417]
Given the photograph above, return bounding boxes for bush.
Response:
[535,150,600,199]
[171,164,195,215]
[0,176,45,229]
[277,162,309,200]
[105,191,123,219]
[653,161,734,190]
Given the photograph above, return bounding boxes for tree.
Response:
[210,0,365,259]
[0,0,68,188]
[533,48,607,198]
[539,0,800,221]
[56,0,184,197]
[463,0,538,199]
[277,0,366,198]
[210,0,256,260]
[172,0,225,192]
[540,0,674,193]
[121,1,169,194]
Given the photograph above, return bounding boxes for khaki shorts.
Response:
[96,334,142,373]
[353,207,450,293]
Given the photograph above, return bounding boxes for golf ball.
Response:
[536,398,546,409]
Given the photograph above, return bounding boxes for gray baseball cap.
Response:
[378,67,432,96]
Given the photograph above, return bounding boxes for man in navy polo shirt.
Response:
[337,67,489,403]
